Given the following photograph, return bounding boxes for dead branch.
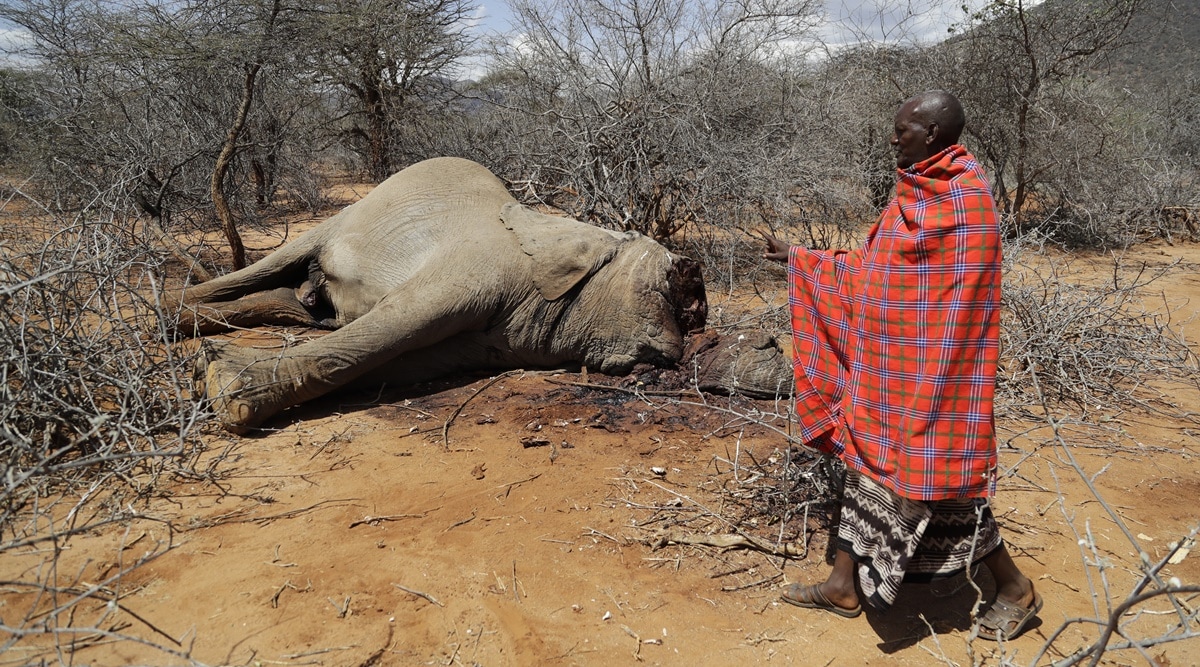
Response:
[650,530,807,558]
[392,583,445,607]
[442,370,525,448]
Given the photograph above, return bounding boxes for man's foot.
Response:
[780,583,862,618]
[977,588,1042,640]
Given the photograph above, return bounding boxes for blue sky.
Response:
[473,1,515,35]
[458,0,996,78]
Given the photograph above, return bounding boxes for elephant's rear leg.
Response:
[175,287,336,336]
[179,220,337,305]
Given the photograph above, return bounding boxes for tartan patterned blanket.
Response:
[787,145,1002,500]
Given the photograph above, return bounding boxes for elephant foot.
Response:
[192,339,227,397]
[205,359,269,435]
[194,341,286,434]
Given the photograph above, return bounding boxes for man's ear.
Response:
[925,121,941,146]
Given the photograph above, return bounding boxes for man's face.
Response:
[891,101,932,169]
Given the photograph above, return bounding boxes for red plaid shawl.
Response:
[788,145,1001,500]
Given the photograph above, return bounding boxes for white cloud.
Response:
[0,26,36,67]
[817,0,989,49]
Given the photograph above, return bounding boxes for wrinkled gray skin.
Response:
[176,158,792,433]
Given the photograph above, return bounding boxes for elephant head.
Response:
[501,203,707,375]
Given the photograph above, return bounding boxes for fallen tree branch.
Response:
[443,370,525,448]
[392,583,444,607]
[649,529,807,558]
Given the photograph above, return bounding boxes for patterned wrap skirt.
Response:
[837,469,1002,611]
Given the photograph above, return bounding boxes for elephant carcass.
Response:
[173,157,790,433]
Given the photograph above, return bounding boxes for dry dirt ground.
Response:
[2,202,1199,666]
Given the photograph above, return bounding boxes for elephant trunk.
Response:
[667,256,707,336]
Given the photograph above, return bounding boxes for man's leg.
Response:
[983,544,1035,608]
[822,547,861,609]
[978,543,1041,639]
[781,546,861,615]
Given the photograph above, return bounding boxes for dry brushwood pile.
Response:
[1,203,1199,666]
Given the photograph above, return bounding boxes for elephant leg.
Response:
[352,332,523,388]
[200,290,489,433]
[175,287,335,337]
[181,220,336,304]
[192,339,278,397]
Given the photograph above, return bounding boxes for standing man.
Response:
[763,90,1041,640]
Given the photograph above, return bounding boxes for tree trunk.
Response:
[210,0,281,269]
[211,63,260,271]
[364,81,390,181]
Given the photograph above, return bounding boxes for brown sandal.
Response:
[780,583,862,618]
[977,591,1042,640]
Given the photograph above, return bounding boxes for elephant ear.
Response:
[500,202,623,301]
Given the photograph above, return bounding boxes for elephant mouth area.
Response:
[667,256,707,335]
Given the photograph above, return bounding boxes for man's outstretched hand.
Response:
[761,232,790,263]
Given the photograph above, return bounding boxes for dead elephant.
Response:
[173,157,792,433]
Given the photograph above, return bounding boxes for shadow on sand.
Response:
[861,565,1045,653]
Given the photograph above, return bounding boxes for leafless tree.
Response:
[0,0,329,274]
[937,0,1149,241]
[301,0,476,181]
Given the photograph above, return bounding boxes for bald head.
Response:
[891,90,966,169]
[906,90,965,145]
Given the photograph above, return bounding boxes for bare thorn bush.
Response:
[997,235,1200,418]
[0,205,206,664]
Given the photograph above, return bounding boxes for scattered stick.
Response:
[445,510,477,532]
[328,595,352,618]
[355,623,394,667]
[497,473,542,498]
[583,527,621,544]
[393,583,444,607]
[620,624,644,661]
[283,645,358,659]
[270,580,298,608]
[309,426,353,460]
[650,530,806,558]
[443,370,524,448]
[349,510,434,529]
[721,573,783,592]
[711,565,753,579]
[545,377,694,398]
[213,499,360,527]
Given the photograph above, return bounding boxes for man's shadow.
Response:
[859,565,1043,653]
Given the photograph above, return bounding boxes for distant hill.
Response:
[1103,0,1200,86]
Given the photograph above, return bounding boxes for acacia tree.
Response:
[942,0,1144,238]
[304,0,475,181]
[208,0,283,270]
[0,0,331,273]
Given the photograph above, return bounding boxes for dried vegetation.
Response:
[0,199,206,663]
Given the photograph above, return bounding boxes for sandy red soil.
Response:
[2,217,1197,666]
